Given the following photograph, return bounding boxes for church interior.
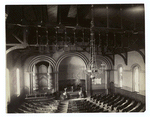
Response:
[6,4,145,113]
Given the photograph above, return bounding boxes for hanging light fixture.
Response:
[85,5,105,79]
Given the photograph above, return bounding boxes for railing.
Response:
[25,93,52,99]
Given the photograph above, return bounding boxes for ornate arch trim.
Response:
[55,52,89,72]
[27,55,56,72]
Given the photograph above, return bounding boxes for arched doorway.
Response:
[58,56,86,92]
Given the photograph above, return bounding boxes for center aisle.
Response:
[67,98,86,113]
[56,100,69,113]
[56,98,86,113]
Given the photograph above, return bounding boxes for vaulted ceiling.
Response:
[6,4,145,57]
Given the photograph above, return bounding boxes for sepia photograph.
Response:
[5,2,147,115]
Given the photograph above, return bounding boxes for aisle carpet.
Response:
[67,98,85,113]
[56,98,85,113]
[56,100,69,113]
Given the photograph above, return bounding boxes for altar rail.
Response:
[25,93,53,99]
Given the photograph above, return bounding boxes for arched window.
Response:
[6,68,10,104]
[16,68,20,96]
[133,66,140,92]
[118,66,123,87]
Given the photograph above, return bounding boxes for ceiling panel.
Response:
[94,5,107,27]
[108,5,121,28]
[23,6,36,21]
[47,5,58,23]
[68,5,77,18]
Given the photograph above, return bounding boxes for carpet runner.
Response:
[56,100,69,113]
[56,98,85,113]
[67,98,85,113]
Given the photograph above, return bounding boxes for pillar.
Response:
[55,72,59,91]
[30,73,33,94]
[86,75,92,97]
[47,64,52,89]
[33,65,38,91]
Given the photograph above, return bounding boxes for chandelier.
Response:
[85,5,105,79]
[85,32,105,78]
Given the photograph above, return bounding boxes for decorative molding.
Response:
[130,63,145,73]
[39,75,48,80]
[6,43,28,55]
[6,28,29,54]
[117,52,128,65]
[103,54,115,66]
[136,50,145,63]
[55,52,89,71]
[96,55,113,70]
[111,69,145,73]
[27,55,56,72]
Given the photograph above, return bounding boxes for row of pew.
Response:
[89,93,145,112]
[67,93,145,113]
[8,93,145,113]
[14,98,60,113]
[67,99,103,113]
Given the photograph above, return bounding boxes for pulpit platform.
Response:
[67,91,80,99]
[61,90,86,99]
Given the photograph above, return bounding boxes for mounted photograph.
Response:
[5,4,145,113]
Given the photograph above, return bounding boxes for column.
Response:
[55,71,59,91]
[105,70,109,94]
[47,64,52,89]
[86,75,92,97]
[30,73,33,94]
[33,65,38,91]
[47,73,50,89]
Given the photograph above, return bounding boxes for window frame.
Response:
[117,65,123,88]
[16,68,20,97]
[132,64,141,93]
